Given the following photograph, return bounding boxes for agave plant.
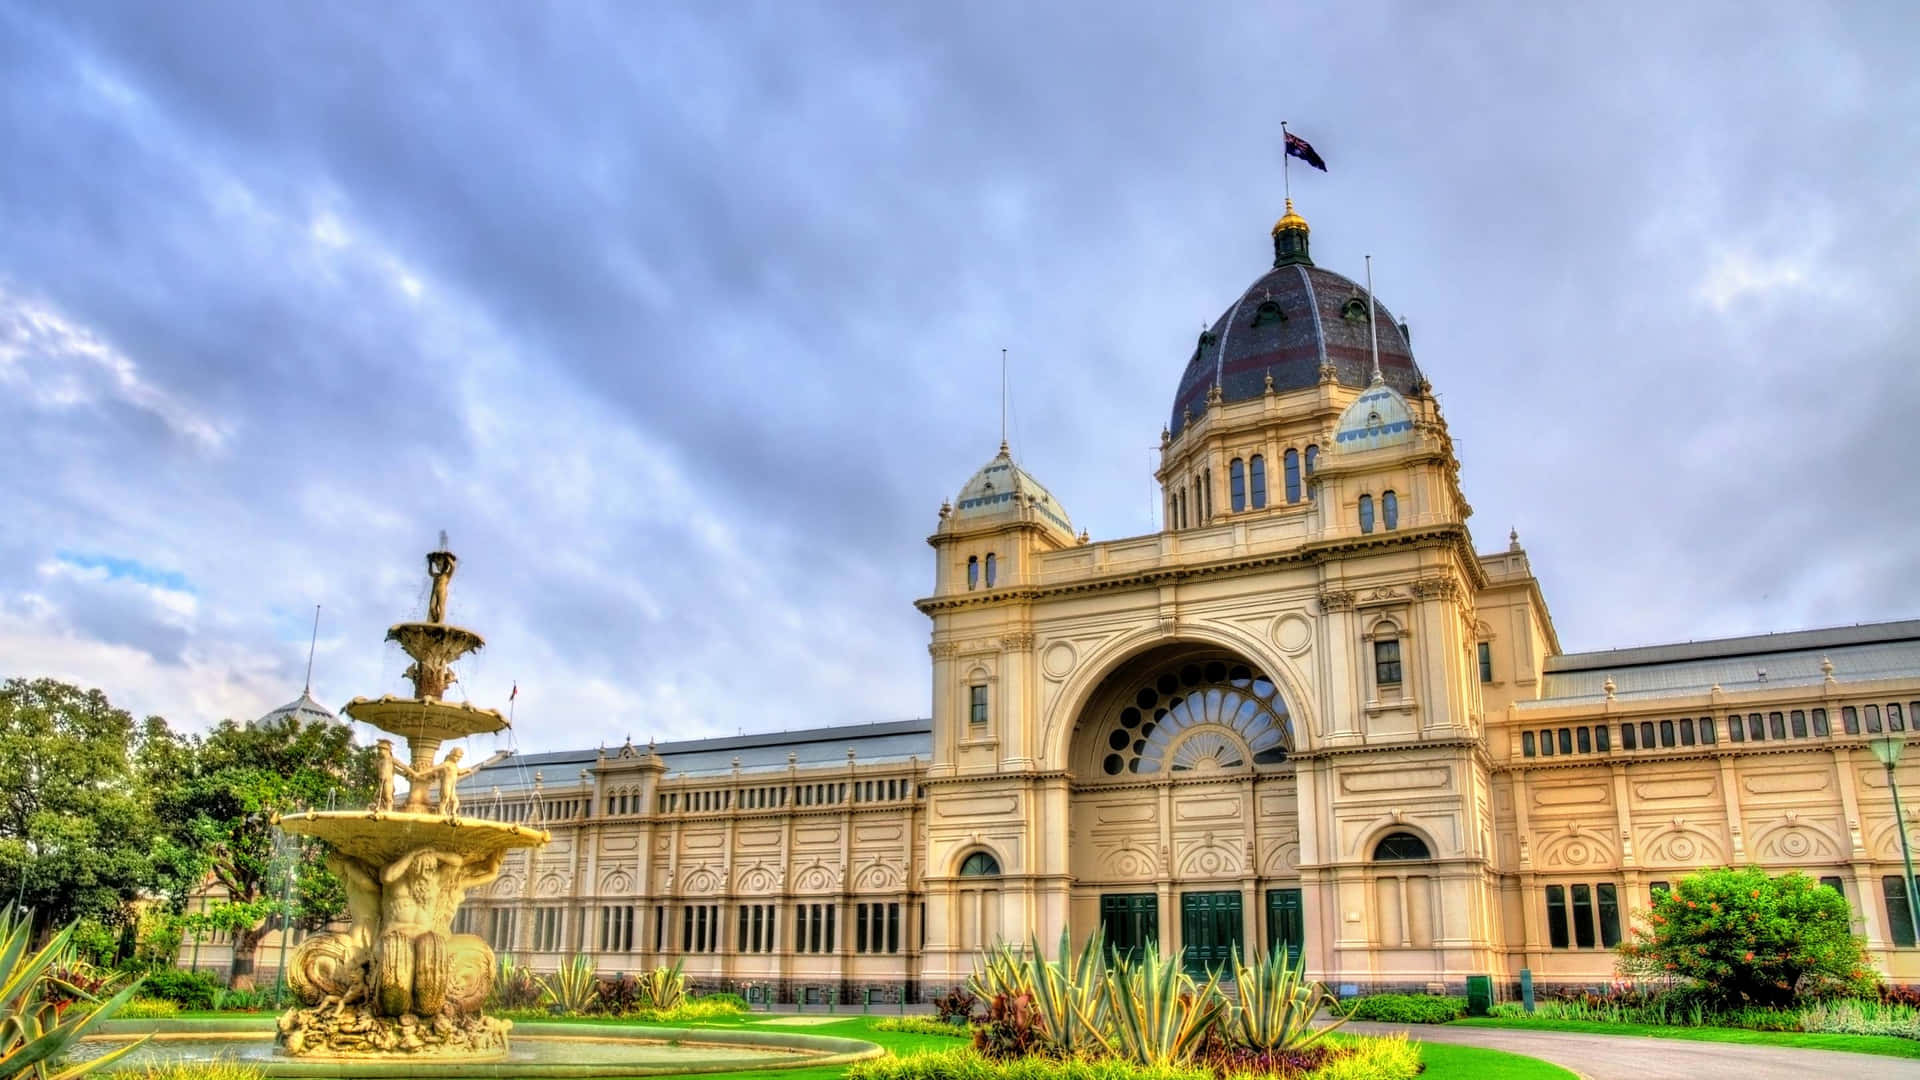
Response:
[535,955,600,1016]
[1,910,149,1080]
[1225,944,1340,1052]
[636,960,685,1011]
[1021,929,1115,1058]
[967,942,1033,1002]
[1102,945,1228,1066]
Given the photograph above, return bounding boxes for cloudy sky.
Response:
[3,2,1916,753]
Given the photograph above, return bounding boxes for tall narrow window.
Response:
[966,556,979,590]
[1230,458,1247,512]
[1478,641,1493,683]
[984,553,997,588]
[1790,710,1808,738]
[1890,703,1906,732]
[1619,723,1636,750]
[1843,706,1859,734]
[1383,490,1399,530]
[1596,884,1622,947]
[1545,886,1569,949]
[1812,708,1830,736]
[969,684,988,726]
[1867,705,1884,733]
[1203,469,1212,520]
[1358,494,1375,533]
[1374,638,1402,686]
[1283,449,1301,504]
[1304,445,1319,500]
[1886,877,1918,948]
[1249,455,1267,508]
[1571,884,1597,948]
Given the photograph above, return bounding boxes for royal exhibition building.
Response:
[193,202,1920,1002]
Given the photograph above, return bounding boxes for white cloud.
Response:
[0,288,229,449]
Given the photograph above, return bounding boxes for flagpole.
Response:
[1365,255,1381,381]
[1282,120,1291,201]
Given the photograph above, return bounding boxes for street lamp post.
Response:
[1872,734,1920,947]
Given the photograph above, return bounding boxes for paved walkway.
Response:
[1342,1021,1920,1080]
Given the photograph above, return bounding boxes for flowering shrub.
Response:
[1616,867,1876,1007]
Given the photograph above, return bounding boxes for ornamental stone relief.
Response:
[1533,822,1615,869]
[1639,819,1727,867]
[1751,816,1841,861]
[1176,834,1242,878]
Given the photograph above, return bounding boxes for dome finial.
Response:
[1272,199,1312,268]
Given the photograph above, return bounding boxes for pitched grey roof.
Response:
[471,718,932,792]
[1534,619,1920,705]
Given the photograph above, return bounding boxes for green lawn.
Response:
[165,1009,1576,1078]
[1454,1016,1920,1060]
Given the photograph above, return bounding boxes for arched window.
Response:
[1304,445,1319,500]
[1383,490,1398,530]
[984,553,997,588]
[966,556,979,590]
[1358,494,1375,534]
[1249,455,1267,509]
[958,851,1001,877]
[1284,449,1301,504]
[1229,458,1246,512]
[1373,832,1431,861]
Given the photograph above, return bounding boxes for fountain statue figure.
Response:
[275,542,546,1060]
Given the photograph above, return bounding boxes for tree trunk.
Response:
[229,926,269,992]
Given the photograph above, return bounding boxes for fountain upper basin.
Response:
[275,811,548,862]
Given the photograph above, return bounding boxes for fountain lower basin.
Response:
[81,1019,883,1077]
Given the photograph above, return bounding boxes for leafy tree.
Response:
[1616,866,1876,1006]
[154,716,371,990]
[0,678,167,932]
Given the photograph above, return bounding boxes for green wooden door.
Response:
[1266,888,1305,967]
[1179,891,1243,977]
[1099,893,1158,963]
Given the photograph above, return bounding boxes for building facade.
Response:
[196,203,1920,998]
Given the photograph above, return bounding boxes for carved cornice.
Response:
[913,524,1491,614]
[927,642,960,659]
[1412,575,1462,601]
[1000,632,1035,650]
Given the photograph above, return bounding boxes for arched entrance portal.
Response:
[1066,644,1305,974]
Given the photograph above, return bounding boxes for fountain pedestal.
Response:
[273,544,549,1060]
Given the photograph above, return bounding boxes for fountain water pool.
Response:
[80,1019,882,1077]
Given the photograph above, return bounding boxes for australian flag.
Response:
[1285,131,1327,172]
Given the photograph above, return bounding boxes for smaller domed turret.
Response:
[950,442,1074,540]
[1332,374,1416,454]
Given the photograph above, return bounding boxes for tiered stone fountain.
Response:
[274,543,548,1060]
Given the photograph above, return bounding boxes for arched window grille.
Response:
[1249,454,1267,509]
[958,851,1001,877]
[1358,494,1375,534]
[984,553,997,588]
[1373,832,1431,860]
[1096,659,1294,777]
[1383,490,1398,530]
[1284,449,1301,504]
[966,556,979,590]
[1229,459,1246,512]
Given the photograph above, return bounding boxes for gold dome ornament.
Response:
[1271,197,1309,236]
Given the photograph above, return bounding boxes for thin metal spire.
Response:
[1000,348,1008,451]
[303,604,321,695]
[1365,255,1381,382]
